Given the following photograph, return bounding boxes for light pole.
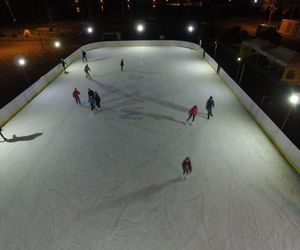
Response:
[235,57,242,80]
[213,40,218,59]
[136,22,145,39]
[238,63,245,85]
[187,25,194,42]
[281,93,300,130]
[36,29,45,50]
[17,57,30,83]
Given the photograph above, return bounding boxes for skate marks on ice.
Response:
[5,133,43,142]
[119,107,144,120]
[78,177,182,219]
[92,79,188,114]
[197,112,209,119]
[119,108,186,125]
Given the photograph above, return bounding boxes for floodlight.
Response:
[188,25,194,33]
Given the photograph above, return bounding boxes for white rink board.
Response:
[219,68,300,173]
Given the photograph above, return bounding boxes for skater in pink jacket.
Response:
[72,88,81,104]
[186,105,198,122]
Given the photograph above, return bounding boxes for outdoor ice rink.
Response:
[1,45,300,250]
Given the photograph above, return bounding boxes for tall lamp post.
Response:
[136,22,145,39]
[187,25,194,42]
[235,57,242,80]
[213,40,218,59]
[17,57,30,83]
[281,93,299,130]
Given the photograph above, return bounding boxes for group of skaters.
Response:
[183,97,215,177]
[66,51,125,112]
[72,88,101,111]
[61,50,125,77]
[186,96,215,122]
[67,49,215,178]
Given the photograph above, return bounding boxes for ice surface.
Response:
[1,46,300,250]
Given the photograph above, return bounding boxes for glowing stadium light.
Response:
[18,57,26,66]
[187,25,194,33]
[136,24,144,33]
[281,93,300,129]
[290,93,299,105]
[54,40,61,48]
[86,26,94,34]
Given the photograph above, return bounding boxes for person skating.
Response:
[182,157,192,177]
[84,64,91,79]
[88,93,96,111]
[72,88,81,104]
[186,105,198,122]
[60,58,67,73]
[0,128,7,141]
[82,50,88,63]
[94,91,101,109]
[88,88,94,99]
[206,96,215,120]
[120,59,124,71]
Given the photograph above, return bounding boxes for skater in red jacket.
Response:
[72,88,81,104]
[182,157,192,176]
[186,105,198,122]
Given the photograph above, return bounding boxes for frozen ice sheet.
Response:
[1,46,300,250]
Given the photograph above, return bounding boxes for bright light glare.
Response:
[289,94,299,105]
[87,27,93,34]
[18,58,26,66]
[188,25,194,33]
[136,24,144,33]
[54,41,61,48]
[254,0,258,3]
[237,57,241,61]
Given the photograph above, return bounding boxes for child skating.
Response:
[186,105,198,123]
[82,50,88,63]
[88,93,96,111]
[84,64,91,79]
[60,58,67,73]
[94,91,101,109]
[72,88,81,104]
[182,157,192,178]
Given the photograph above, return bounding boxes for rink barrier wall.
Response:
[0,65,64,127]
[203,53,218,72]
[1,40,299,173]
[218,68,300,173]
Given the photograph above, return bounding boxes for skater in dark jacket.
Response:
[182,157,192,176]
[206,96,215,119]
[0,128,7,141]
[88,88,94,98]
[72,88,81,104]
[84,64,91,79]
[94,91,101,109]
[186,105,198,122]
[120,59,124,71]
[61,58,67,73]
[82,50,88,63]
